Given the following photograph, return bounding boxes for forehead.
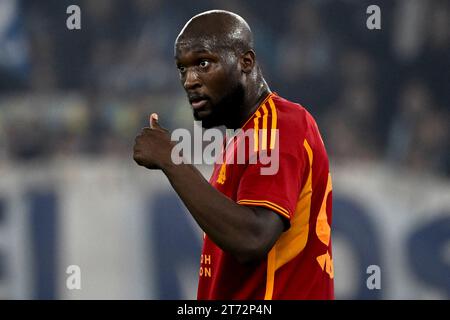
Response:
[174,35,230,60]
[176,44,215,58]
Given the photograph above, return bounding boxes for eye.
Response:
[199,60,210,68]
[178,65,186,74]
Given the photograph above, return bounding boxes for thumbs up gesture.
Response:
[149,113,160,129]
[133,113,173,170]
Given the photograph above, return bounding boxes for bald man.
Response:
[133,10,334,299]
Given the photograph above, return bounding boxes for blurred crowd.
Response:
[0,0,448,177]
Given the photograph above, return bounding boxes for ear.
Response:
[240,50,256,74]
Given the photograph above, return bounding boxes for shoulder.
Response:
[272,95,329,164]
[242,93,320,147]
[270,94,316,136]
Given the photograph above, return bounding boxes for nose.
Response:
[183,69,201,90]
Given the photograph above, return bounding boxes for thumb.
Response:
[149,113,160,129]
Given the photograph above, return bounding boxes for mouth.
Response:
[189,94,210,110]
[191,99,208,110]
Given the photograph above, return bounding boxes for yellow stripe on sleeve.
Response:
[268,98,277,150]
[237,199,290,219]
[261,104,268,150]
[253,110,261,152]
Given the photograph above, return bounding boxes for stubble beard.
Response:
[195,82,245,129]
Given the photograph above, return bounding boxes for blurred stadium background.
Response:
[0,0,449,299]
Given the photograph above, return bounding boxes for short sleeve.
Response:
[237,127,307,222]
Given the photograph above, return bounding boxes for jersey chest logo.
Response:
[216,163,226,185]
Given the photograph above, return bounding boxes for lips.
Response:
[188,94,209,110]
[191,99,208,109]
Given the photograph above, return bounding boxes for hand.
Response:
[133,113,174,170]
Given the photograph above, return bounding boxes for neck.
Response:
[230,79,271,129]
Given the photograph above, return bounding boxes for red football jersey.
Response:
[197,93,334,300]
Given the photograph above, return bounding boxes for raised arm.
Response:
[133,114,284,263]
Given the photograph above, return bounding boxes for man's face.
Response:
[175,39,244,128]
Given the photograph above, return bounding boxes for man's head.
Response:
[174,10,258,128]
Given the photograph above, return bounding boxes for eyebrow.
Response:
[192,48,213,54]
